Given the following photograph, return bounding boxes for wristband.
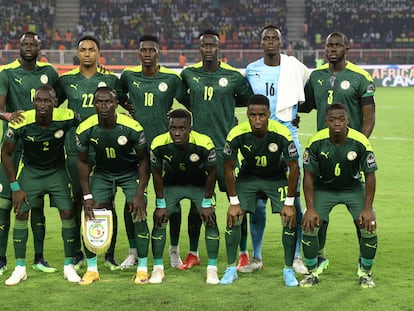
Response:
[201,198,212,208]
[83,194,93,200]
[156,198,166,209]
[284,196,295,206]
[229,195,240,205]
[10,181,21,192]
[4,112,12,121]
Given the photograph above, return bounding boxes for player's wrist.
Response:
[4,112,12,121]
[284,196,295,206]
[156,198,166,209]
[10,181,21,192]
[201,197,212,208]
[83,193,93,200]
[229,195,240,205]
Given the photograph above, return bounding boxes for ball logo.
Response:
[268,143,278,152]
[54,129,64,139]
[40,74,48,84]
[88,223,105,239]
[340,80,350,90]
[219,78,228,87]
[189,153,200,162]
[347,151,357,161]
[117,135,128,145]
[158,82,168,92]
[98,82,107,87]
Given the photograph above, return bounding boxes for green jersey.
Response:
[181,62,252,150]
[150,130,216,187]
[56,68,126,120]
[76,112,147,174]
[0,60,59,134]
[303,128,378,191]
[4,108,79,170]
[223,119,298,180]
[120,65,186,143]
[304,61,375,131]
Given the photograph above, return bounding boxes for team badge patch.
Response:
[219,77,228,87]
[268,143,278,152]
[117,135,128,145]
[189,153,200,162]
[82,210,113,255]
[303,150,310,165]
[40,74,48,84]
[366,152,377,168]
[158,82,168,92]
[288,142,298,158]
[340,80,350,90]
[6,128,14,139]
[150,151,156,164]
[347,151,357,161]
[98,82,107,87]
[366,83,375,94]
[223,142,232,156]
[207,149,217,162]
[54,129,64,139]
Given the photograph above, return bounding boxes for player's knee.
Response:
[303,226,319,237]
[359,228,377,238]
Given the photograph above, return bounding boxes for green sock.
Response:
[239,216,248,252]
[30,206,45,255]
[205,224,219,262]
[134,219,149,258]
[360,232,378,271]
[13,219,29,259]
[0,206,11,257]
[282,226,296,266]
[62,218,76,258]
[124,203,136,248]
[224,225,240,265]
[106,209,118,255]
[302,234,319,271]
[151,225,166,260]
[188,202,202,252]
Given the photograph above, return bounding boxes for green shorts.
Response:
[313,189,365,222]
[237,176,288,214]
[17,165,73,212]
[164,185,206,216]
[91,169,143,204]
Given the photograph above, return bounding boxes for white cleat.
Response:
[169,247,183,268]
[149,266,165,284]
[206,266,220,285]
[64,264,81,282]
[293,258,309,274]
[5,266,27,286]
[120,253,138,270]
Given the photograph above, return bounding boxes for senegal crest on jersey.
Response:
[268,143,278,152]
[117,135,128,145]
[158,82,168,92]
[54,129,64,139]
[347,151,357,161]
[40,74,48,84]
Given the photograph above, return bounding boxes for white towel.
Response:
[276,54,310,121]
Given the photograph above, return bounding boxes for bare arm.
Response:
[302,169,320,232]
[360,97,375,137]
[281,160,299,228]
[0,95,24,123]
[359,172,376,233]
[130,147,150,220]
[77,151,94,220]
[224,159,243,227]
[199,165,217,225]
[151,165,168,228]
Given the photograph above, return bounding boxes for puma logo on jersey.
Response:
[164,155,173,161]
[14,78,23,85]
[133,81,141,88]
[137,233,150,239]
[151,235,163,240]
[70,84,79,90]
[243,144,253,152]
[26,135,35,142]
[320,151,329,159]
[0,224,5,231]
[90,137,99,144]
[192,77,200,83]
[317,79,323,86]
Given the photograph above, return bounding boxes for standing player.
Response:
[244,25,310,274]
[300,103,378,288]
[181,29,253,270]
[119,34,189,270]
[220,94,299,286]
[55,35,128,272]
[1,85,81,285]
[0,32,59,275]
[299,32,376,273]
[150,109,220,284]
[76,87,149,285]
